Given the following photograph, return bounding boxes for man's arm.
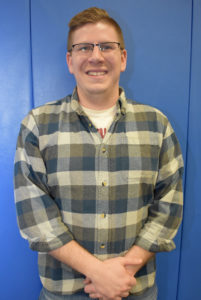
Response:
[134,120,184,253]
[124,245,154,276]
[14,112,73,252]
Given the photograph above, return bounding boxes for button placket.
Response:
[96,143,109,253]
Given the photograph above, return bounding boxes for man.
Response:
[14,7,184,300]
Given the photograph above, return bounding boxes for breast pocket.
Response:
[116,141,158,206]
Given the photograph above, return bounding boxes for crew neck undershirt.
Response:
[81,104,117,138]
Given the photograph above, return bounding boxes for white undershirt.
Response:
[81,104,117,138]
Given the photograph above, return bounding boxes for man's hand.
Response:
[84,256,142,299]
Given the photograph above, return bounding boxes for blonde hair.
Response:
[67,7,125,50]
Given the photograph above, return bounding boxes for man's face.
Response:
[66,22,127,101]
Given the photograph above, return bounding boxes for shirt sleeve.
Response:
[14,112,74,252]
[135,120,184,252]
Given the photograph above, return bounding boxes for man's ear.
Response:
[66,52,73,74]
[120,49,127,73]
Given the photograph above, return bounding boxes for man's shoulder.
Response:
[32,94,72,116]
[126,98,168,122]
[20,94,72,129]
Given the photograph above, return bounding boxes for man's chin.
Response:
[86,87,108,95]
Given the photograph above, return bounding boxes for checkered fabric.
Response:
[14,88,184,295]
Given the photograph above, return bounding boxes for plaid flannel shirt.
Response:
[14,88,184,295]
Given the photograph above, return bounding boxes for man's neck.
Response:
[77,88,120,110]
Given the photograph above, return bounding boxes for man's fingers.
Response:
[89,293,102,298]
[84,283,96,294]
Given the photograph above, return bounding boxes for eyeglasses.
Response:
[69,42,121,55]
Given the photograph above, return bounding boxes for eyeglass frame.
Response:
[68,42,123,54]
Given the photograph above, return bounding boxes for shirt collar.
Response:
[70,86,127,116]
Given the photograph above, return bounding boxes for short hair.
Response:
[67,7,125,51]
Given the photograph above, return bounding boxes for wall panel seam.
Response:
[29,0,35,109]
[176,0,194,299]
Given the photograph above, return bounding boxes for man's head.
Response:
[66,7,127,108]
[67,7,125,51]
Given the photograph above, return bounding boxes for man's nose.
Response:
[88,45,104,62]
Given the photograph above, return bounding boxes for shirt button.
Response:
[100,244,105,249]
[102,147,106,153]
[102,181,107,187]
[89,123,92,127]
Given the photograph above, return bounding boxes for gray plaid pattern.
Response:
[14,88,183,295]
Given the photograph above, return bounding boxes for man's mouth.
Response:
[87,71,107,76]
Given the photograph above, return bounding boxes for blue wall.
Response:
[0,0,200,299]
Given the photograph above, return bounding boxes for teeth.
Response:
[88,72,106,76]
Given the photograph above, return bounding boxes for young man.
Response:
[14,7,184,300]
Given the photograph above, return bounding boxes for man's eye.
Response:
[78,45,91,52]
[101,45,112,51]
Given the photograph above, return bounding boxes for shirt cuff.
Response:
[134,235,176,253]
[29,231,74,252]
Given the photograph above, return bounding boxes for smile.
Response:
[87,71,107,76]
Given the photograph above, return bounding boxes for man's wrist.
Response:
[124,245,154,275]
[84,258,104,279]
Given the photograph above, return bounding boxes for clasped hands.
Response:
[83,256,142,300]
